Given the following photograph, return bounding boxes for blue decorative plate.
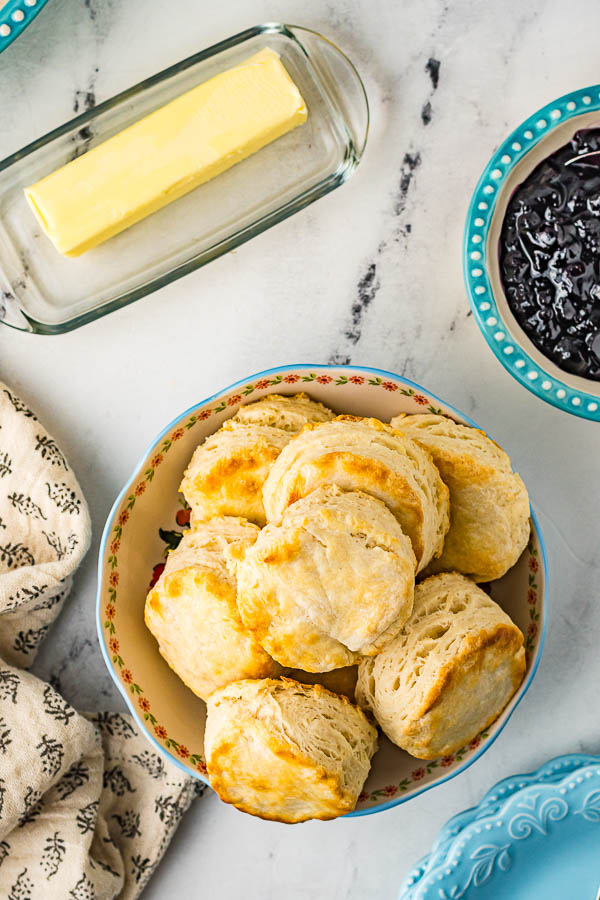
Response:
[464,86,600,421]
[400,753,600,899]
[0,0,50,54]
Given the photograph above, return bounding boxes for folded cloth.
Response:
[0,383,202,898]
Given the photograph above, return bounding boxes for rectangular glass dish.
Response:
[0,23,368,333]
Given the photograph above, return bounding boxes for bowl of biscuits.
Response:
[97,364,546,822]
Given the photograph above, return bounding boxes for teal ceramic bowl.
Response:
[0,0,50,53]
[464,86,600,421]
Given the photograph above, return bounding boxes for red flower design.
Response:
[109,638,119,654]
[196,760,208,775]
[154,725,167,739]
[138,697,150,712]
[527,588,537,605]
[441,755,455,767]
[151,453,163,468]
[172,428,184,441]
[176,744,190,759]
[527,622,538,638]
[110,539,120,554]
[176,508,191,527]
[199,409,211,420]
[149,563,165,589]
[255,379,271,390]
[412,768,426,781]
[228,394,242,406]
[105,604,116,621]
[529,556,539,573]
[358,790,369,802]
[349,375,365,385]
[284,374,300,383]
[414,394,429,406]
[118,510,129,526]
[134,482,146,496]
[382,381,398,392]
[383,784,398,797]
[109,571,119,587]
[469,736,482,750]
[122,669,133,684]
[316,375,333,384]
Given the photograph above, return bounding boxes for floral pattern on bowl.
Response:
[96,365,547,816]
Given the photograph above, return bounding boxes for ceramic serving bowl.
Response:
[464,85,600,421]
[97,365,547,817]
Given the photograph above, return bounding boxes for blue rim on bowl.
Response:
[464,85,600,422]
[96,364,548,816]
[0,0,50,53]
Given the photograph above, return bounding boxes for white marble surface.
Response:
[1,0,600,897]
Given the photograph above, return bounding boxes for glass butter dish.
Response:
[0,24,369,333]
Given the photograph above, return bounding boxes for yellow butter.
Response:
[25,48,307,257]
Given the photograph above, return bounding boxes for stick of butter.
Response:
[24,48,307,257]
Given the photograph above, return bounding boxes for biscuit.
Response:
[263,415,449,570]
[205,677,378,822]
[356,573,526,759]
[236,485,416,671]
[181,394,334,525]
[391,413,530,581]
[230,392,334,432]
[144,517,280,700]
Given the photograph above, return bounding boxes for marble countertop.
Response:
[1,0,600,897]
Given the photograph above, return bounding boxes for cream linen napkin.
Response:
[0,383,202,898]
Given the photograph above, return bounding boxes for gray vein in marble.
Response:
[421,57,441,125]
[394,151,422,219]
[45,635,94,696]
[329,144,424,364]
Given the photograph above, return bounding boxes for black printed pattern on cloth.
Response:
[18,788,43,828]
[131,750,165,780]
[94,712,136,740]
[0,542,35,569]
[43,683,76,725]
[37,734,65,777]
[46,482,82,515]
[55,762,90,801]
[75,801,99,836]
[8,867,34,900]
[13,626,49,656]
[0,669,19,703]
[42,531,79,561]
[0,715,12,754]
[130,854,153,885]
[0,451,13,478]
[0,839,10,866]
[3,583,50,613]
[103,766,136,797]
[3,390,38,420]
[112,809,141,839]
[7,493,47,521]
[34,435,68,470]
[69,873,96,899]
[40,832,66,879]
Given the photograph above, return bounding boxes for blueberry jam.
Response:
[500,128,600,381]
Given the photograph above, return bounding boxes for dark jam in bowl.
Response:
[500,128,600,381]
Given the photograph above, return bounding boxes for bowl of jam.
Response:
[464,86,600,420]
